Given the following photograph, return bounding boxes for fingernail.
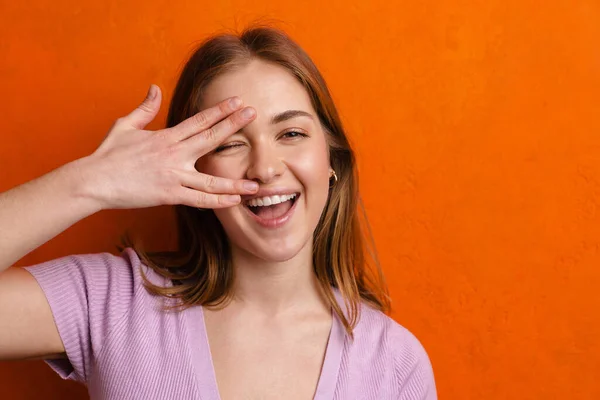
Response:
[229,97,242,109]
[244,181,259,191]
[226,195,241,204]
[148,84,157,100]
[241,107,256,119]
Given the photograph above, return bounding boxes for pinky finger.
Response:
[177,187,241,209]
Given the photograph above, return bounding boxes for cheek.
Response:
[292,146,327,170]
[290,140,330,186]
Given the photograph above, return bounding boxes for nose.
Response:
[245,141,285,184]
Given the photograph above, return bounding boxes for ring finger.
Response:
[180,171,258,195]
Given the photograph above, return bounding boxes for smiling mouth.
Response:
[245,193,299,219]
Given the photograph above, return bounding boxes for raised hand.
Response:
[83,84,258,210]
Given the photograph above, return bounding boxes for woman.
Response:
[0,26,436,399]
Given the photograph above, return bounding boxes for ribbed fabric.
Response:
[24,248,437,400]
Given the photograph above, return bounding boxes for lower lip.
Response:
[243,194,300,229]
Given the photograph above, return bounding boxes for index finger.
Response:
[169,97,243,142]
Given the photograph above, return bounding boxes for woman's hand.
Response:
[80,84,258,211]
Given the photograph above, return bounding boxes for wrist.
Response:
[59,156,106,214]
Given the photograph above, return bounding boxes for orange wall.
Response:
[1,1,599,399]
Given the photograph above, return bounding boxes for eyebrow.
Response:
[270,109,314,124]
[232,109,314,136]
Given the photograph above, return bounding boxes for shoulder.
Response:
[22,246,170,341]
[21,247,168,382]
[353,304,438,399]
[24,247,167,292]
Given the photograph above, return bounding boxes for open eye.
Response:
[281,131,308,139]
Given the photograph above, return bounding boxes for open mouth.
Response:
[245,193,299,219]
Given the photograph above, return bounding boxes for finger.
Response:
[176,187,242,209]
[181,171,259,195]
[182,106,256,157]
[120,85,162,130]
[170,96,244,142]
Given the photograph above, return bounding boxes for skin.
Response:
[195,59,335,399]
[0,83,264,361]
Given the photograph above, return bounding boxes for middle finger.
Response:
[181,106,256,157]
[168,96,244,142]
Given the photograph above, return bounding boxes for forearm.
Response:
[0,157,103,271]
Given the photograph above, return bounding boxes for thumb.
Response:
[123,84,162,130]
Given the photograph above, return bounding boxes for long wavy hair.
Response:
[120,25,390,336]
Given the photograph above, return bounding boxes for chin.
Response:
[229,230,312,263]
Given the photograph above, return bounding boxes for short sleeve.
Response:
[23,248,141,384]
[392,324,438,400]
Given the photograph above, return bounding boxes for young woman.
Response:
[0,26,437,399]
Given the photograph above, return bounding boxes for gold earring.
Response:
[329,169,338,188]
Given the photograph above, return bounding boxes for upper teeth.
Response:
[247,193,297,207]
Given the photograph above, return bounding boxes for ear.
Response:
[329,168,338,186]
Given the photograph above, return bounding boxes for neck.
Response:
[229,240,329,316]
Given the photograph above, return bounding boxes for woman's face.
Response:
[196,59,331,262]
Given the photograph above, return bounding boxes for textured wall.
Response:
[1,1,599,398]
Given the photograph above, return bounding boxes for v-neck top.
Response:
[24,248,437,399]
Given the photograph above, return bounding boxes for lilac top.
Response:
[24,248,437,399]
